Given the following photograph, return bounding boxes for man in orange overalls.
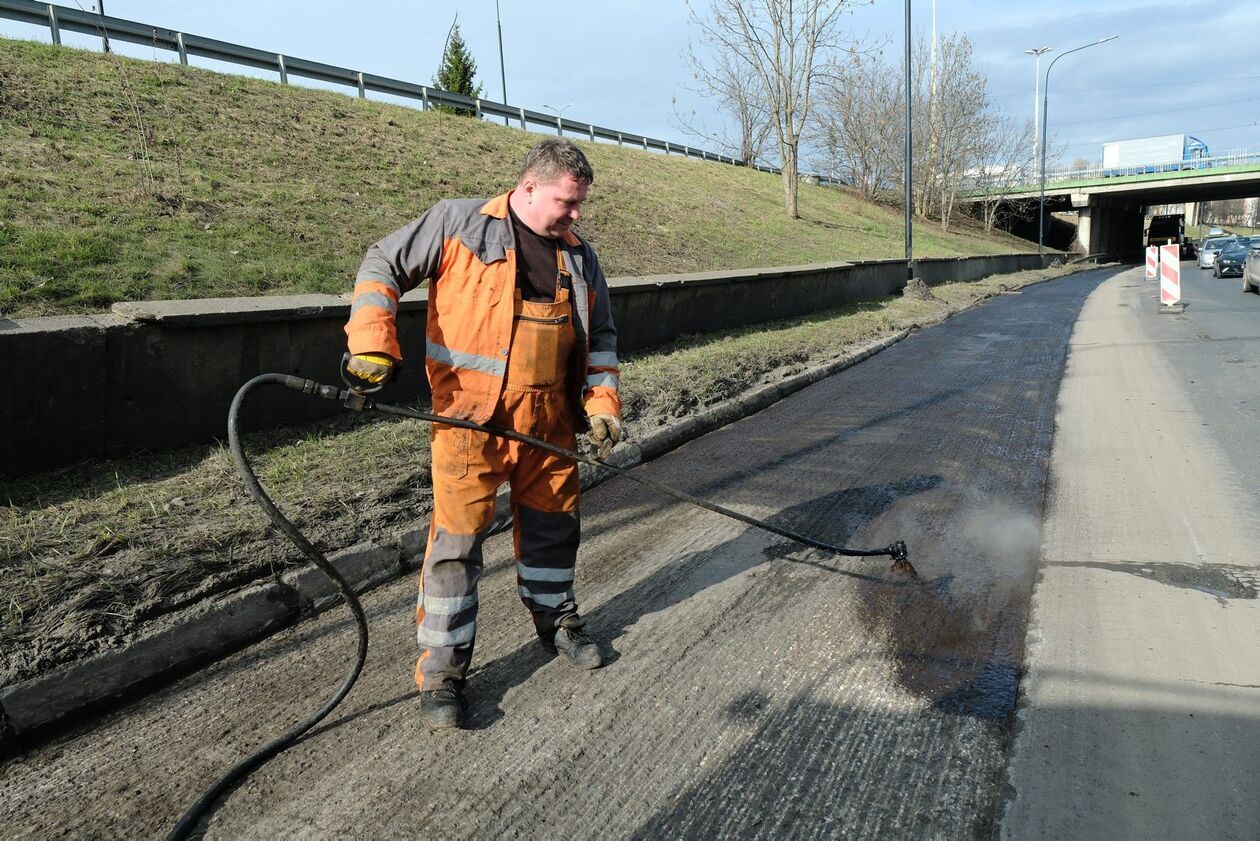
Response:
[343,140,621,729]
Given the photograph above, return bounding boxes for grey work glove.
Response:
[345,352,396,385]
[586,414,622,460]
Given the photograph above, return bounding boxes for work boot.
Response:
[540,618,603,670]
[418,687,467,730]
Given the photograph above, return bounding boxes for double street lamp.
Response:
[1038,35,1119,254]
[543,102,574,137]
[1024,47,1052,166]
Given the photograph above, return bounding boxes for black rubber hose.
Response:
[167,375,370,841]
[171,373,911,837]
[369,399,908,561]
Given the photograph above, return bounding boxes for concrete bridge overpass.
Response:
[971,153,1260,260]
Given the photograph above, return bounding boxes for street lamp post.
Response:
[1038,35,1118,255]
[543,103,574,137]
[904,0,913,280]
[1024,47,1052,166]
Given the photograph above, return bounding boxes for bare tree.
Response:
[687,0,860,219]
[807,52,902,200]
[810,29,1037,233]
[673,47,773,166]
[972,115,1036,233]
[924,34,988,230]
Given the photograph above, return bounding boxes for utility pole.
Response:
[929,0,937,131]
[904,0,913,280]
[496,0,509,127]
[926,0,937,217]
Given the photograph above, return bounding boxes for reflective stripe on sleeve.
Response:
[356,273,402,296]
[417,621,476,648]
[518,586,575,608]
[426,339,508,376]
[588,351,619,368]
[516,562,575,583]
[350,290,397,317]
[585,371,620,391]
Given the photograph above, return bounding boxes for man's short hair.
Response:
[519,139,594,185]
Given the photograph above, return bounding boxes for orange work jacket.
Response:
[344,192,621,427]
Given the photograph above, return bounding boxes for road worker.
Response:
[343,139,622,729]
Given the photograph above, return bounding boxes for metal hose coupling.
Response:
[281,374,367,409]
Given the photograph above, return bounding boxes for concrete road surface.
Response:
[1000,264,1260,840]
[1,265,1183,840]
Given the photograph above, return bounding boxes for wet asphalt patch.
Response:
[1055,561,1259,603]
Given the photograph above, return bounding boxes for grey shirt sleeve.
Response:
[355,202,447,294]
[584,244,619,357]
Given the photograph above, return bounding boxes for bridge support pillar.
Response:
[1184,201,1199,229]
[1075,206,1094,256]
[1076,202,1145,262]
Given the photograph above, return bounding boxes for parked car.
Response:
[1213,240,1251,277]
[1198,236,1235,269]
[1244,242,1260,293]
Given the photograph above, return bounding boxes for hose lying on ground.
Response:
[169,372,913,838]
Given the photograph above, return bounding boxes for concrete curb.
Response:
[5,269,1089,748]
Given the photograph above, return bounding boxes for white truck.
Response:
[1102,134,1209,175]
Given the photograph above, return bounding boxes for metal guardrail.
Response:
[1041,148,1260,183]
[0,0,788,175]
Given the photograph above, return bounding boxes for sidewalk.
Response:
[999,266,1260,839]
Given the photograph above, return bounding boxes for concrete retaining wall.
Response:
[0,253,1053,476]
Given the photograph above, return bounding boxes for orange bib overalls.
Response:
[416,270,584,692]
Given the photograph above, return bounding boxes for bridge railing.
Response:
[960,148,1260,197]
[1042,148,1260,183]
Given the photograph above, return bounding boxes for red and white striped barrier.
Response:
[1145,246,1158,280]
[1159,244,1180,305]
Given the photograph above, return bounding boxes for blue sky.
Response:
[4,1,1258,165]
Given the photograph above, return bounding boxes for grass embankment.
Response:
[0,37,1033,318]
[0,265,1083,682]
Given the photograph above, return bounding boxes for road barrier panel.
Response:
[1158,244,1184,313]
[1145,246,1157,280]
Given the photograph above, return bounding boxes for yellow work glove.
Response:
[346,352,396,385]
[587,414,622,460]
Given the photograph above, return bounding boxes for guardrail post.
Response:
[617,132,623,146]
[518,107,526,129]
[47,5,61,45]
[357,72,365,99]
[664,142,670,155]
[421,88,429,110]
[176,32,188,65]
[588,124,595,142]
[277,54,288,84]
[642,137,648,150]
[555,116,562,137]
[475,99,482,119]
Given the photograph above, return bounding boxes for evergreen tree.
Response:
[433,22,483,116]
